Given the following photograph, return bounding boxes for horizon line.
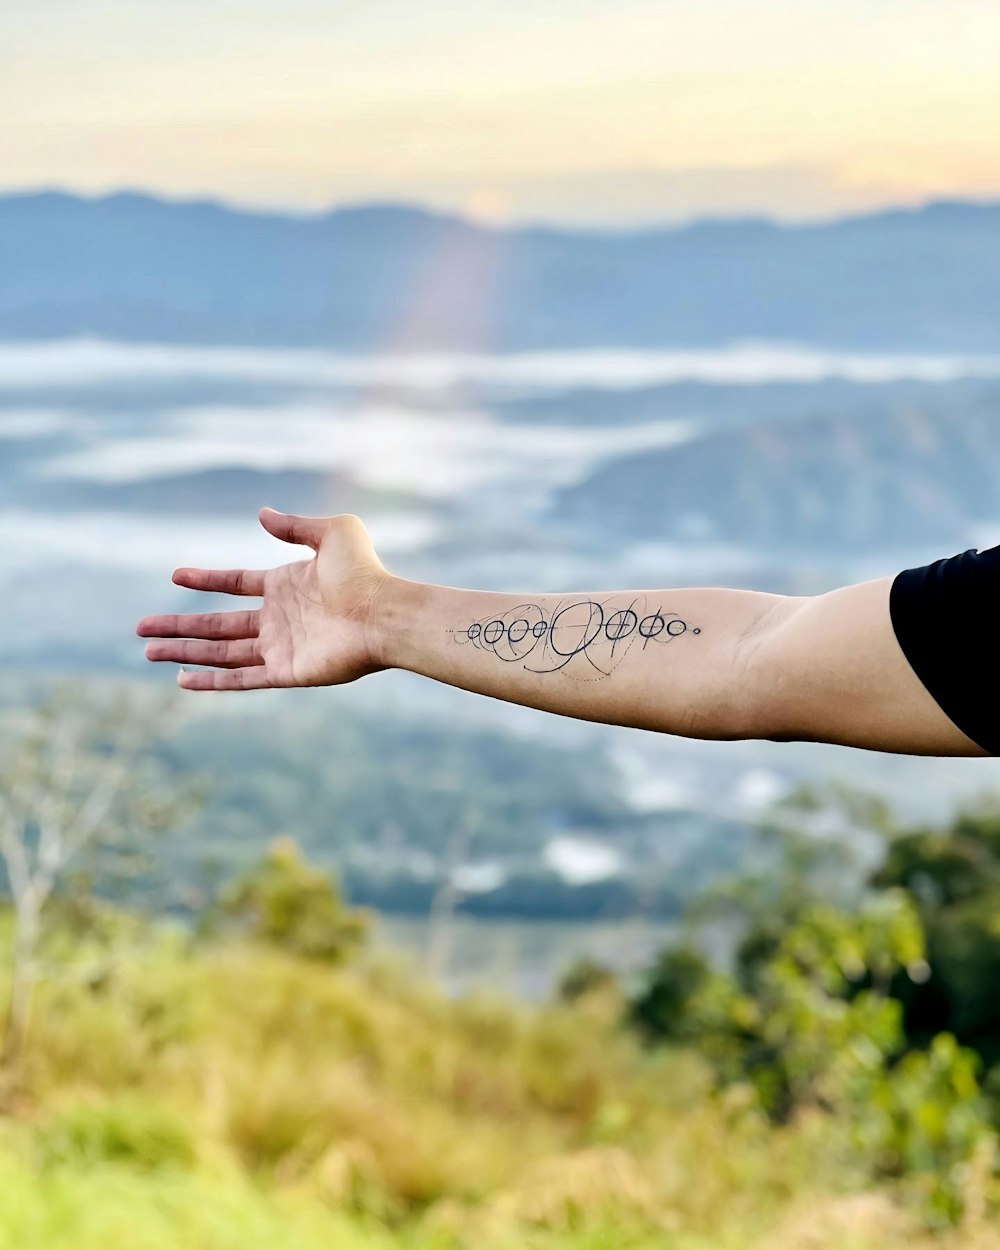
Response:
[3,184,999,238]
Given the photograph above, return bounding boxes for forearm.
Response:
[371,576,785,740]
[137,507,989,756]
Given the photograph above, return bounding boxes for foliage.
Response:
[206,838,369,963]
[3,685,1000,1246]
[557,957,619,1005]
[873,800,1000,1069]
[629,884,998,1223]
[629,946,712,1041]
[859,1034,995,1225]
[0,847,994,1245]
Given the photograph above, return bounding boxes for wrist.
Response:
[366,573,429,672]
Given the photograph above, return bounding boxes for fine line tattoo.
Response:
[448,596,701,679]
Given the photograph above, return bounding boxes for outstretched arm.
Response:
[136,508,987,758]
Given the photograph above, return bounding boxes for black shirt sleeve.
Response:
[889,544,1000,756]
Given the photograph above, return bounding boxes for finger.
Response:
[136,610,260,640]
[177,666,273,692]
[172,567,266,596]
[144,638,263,668]
[259,506,327,551]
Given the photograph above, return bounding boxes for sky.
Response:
[3,0,999,226]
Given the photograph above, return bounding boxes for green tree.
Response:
[629,946,712,1041]
[209,837,369,963]
[873,799,1000,1067]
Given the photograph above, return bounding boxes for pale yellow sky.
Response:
[3,0,998,224]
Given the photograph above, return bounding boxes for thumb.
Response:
[259,507,328,551]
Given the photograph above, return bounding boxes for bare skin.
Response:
[136,507,989,758]
[138,509,389,690]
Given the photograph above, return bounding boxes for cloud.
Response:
[3,339,1000,394]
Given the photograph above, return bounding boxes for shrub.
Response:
[208,838,369,963]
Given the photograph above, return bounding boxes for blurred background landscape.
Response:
[4,192,1000,989]
[1,2,1000,1246]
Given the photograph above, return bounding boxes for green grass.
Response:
[0,1152,390,1250]
[0,928,995,1249]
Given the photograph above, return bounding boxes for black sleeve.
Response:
[889,544,1000,756]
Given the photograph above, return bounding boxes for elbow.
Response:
[656,594,813,746]
[717,597,808,745]
[728,596,813,745]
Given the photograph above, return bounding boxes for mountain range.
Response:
[1,191,998,351]
[555,381,1000,558]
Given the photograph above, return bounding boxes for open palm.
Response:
[137,508,389,691]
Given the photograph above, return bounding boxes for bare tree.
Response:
[0,683,187,1086]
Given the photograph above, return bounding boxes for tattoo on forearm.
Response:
[449,597,701,679]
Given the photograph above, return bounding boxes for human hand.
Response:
[136,508,390,690]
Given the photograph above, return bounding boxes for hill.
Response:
[1,191,998,350]
[553,382,1000,556]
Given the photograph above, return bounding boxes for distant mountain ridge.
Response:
[554,382,1000,557]
[1,190,998,351]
